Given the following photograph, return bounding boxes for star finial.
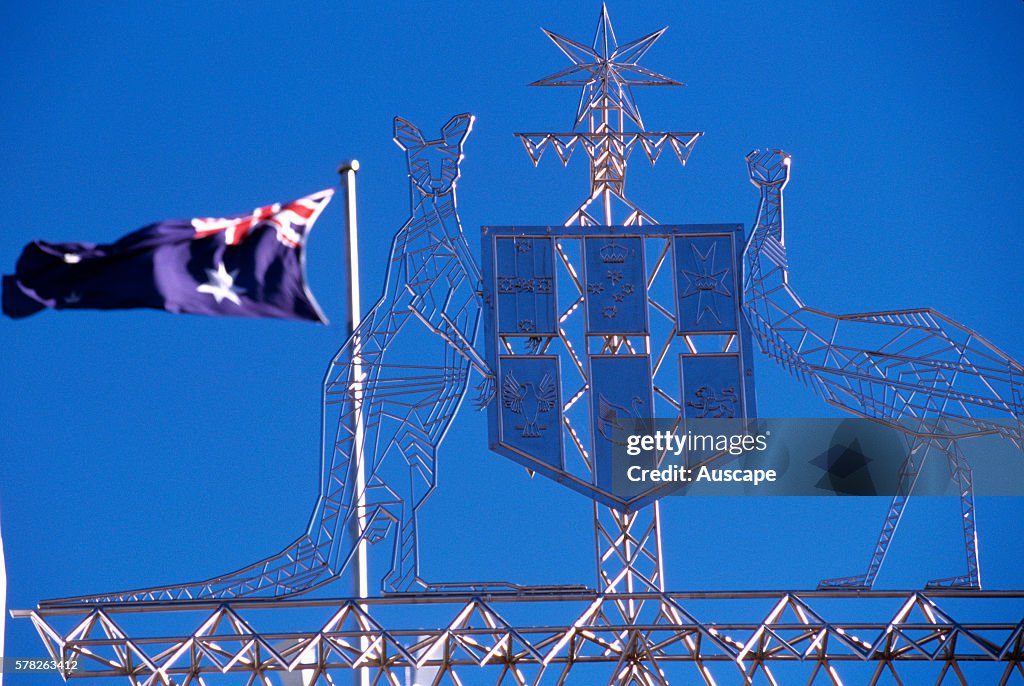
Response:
[530,3,682,130]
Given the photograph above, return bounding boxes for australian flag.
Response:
[2,189,333,323]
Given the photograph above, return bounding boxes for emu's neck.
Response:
[741,181,813,387]
[743,184,800,310]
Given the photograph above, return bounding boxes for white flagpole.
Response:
[337,160,369,686]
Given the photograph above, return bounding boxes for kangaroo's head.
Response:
[393,114,474,197]
[746,149,791,189]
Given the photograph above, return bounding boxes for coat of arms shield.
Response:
[482,224,758,511]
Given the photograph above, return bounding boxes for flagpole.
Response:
[337,160,369,686]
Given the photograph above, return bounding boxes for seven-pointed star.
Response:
[197,262,246,306]
[530,3,682,129]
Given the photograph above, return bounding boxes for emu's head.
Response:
[746,149,791,189]
[393,114,474,196]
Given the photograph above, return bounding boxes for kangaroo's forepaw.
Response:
[473,375,496,411]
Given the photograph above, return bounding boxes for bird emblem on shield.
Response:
[503,369,558,438]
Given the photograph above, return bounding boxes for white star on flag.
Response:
[197,262,246,305]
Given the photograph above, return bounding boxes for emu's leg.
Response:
[925,442,981,589]
[819,437,929,590]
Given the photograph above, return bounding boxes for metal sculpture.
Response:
[517,5,701,228]
[16,6,1024,686]
[490,14,758,668]
[47,114,487,601]
[512,4,729,606]
[743,148,1024,590]
[315,113,488,594]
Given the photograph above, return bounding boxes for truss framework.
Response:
[515,1,715,613]
[14,590,1024,686]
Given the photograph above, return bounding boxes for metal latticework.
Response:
[515,4,698,605]
[517,5,701,229]
[491,7,761,659]
[743,149,1024,590]
[13,590,1024,686]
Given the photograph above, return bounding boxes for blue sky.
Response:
[1,0,1023,675]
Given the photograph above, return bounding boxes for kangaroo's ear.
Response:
[441,113,474,147]
[393,117,424,151]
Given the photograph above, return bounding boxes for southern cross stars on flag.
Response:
[2,189,334,323]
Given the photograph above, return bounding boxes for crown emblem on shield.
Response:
[599,241,628,263]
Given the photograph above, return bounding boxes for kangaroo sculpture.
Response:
[49,114,488,602]
[314,113,487,594]
[744,148,1023,589]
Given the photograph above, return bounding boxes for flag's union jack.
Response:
[192,189,334,248]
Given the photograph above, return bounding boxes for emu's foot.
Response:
[380,569,428,594]
[924,574,981,590]
[817,574,873,591]
[382,577,592,595]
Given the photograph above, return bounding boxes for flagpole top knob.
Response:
[337,159,360,174]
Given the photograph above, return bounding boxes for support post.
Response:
[337,160,369,686]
